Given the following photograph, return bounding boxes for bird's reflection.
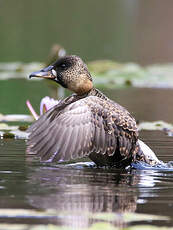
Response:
[26,164,155,228]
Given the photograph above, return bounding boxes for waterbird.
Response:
[27,55,160,168]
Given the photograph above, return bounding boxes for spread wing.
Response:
[27,98,95,162]
[27,96,138,163]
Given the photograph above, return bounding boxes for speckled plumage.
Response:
[27,55,156,167]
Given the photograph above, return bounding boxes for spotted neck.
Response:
[87,88,109,100]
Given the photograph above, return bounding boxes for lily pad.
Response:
[138,120,173,131]
[90,62,173,88]
[0,62,43,80]
[0,114,33,122]
[0,123,29,139]
[87,60,123,74]
[91,212,169,222]
[18,125,28,131]
[2,132,15,139]
[2,61,173,88]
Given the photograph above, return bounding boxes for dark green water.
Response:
[1,0,173,64]
[0,79,50,115]
[0,0,136,63]
[1,85,173,228]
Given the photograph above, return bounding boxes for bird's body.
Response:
[27,55,160,168]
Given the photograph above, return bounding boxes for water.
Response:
[1,86,173,228]
[0,132,173,228]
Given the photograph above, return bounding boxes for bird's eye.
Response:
[60,63,66,69]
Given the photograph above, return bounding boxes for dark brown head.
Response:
[29,55,93,95]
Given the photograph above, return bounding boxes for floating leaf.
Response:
[91,212,169,222]
[0,123,29,139]
[18,125,29,131]
[2,61,173,88]
[0,114,33,122]
[2,132,15,139]
[138,120,173,131]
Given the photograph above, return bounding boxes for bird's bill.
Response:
[29,65,56,79]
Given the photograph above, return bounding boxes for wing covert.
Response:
[27,95,138,164]
[27,98,95,162]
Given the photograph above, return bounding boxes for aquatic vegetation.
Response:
[0,97,59,139]
[0,62,43,80]
[2,61,173,88]
[89,62,173,88]
[0,123,29,139]
[18,125,29,131]
[0,114,33,122]
[138,120,173,131]
[138,120,173,137]
[2,132,15,139]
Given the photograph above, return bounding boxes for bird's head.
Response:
[29,55,93,95]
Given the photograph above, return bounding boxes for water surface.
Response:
[1,86,173,229]
[0,133,173,228]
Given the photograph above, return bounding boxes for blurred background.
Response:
[1,0,173,117]
[1,0,173,65]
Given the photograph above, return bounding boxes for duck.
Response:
[27,55,161,168]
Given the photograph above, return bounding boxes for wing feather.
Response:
[27,95,138,164]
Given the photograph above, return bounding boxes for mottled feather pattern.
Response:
[27,88,138,167]
[27,55,161,168]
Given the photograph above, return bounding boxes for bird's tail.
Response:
[135,139,161,166]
